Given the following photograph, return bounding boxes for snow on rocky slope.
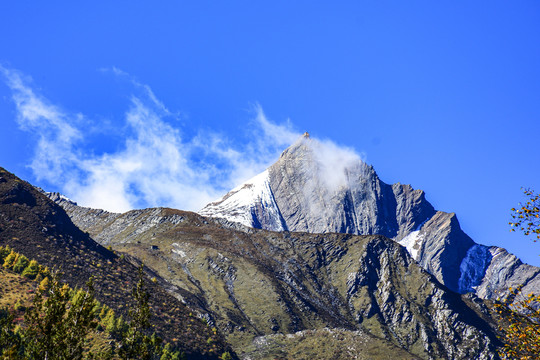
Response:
[200,169,286,231]
[199,136,540,300]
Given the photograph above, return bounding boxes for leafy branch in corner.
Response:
[495,286,540,359]
[510,188,540,241]
[496,188,540,359]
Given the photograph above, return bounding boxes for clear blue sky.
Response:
[1,1,539,265]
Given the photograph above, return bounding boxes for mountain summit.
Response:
[200,137,540,298]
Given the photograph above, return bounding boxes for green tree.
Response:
[116,315,127,336]
[12,255,29,274]
[104,309,118,335]
[0,246,12,264]
[22,273,99,360]
[21,260,39,280]
[2,251,18,270]
[99,305,110,321]
[1,261,183,360]
[160,343,183,360]
[220,351,233,360]
[117,265,162,360]
[39,277,50,292]
[0,308,22,358]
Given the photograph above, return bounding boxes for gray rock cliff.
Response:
[199,137,540,300]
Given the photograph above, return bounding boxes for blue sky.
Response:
[1,1,540,265]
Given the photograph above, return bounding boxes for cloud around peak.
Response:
[1,66,311,213]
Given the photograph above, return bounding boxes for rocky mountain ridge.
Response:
[47,191,502,359]
[199,137,540,300]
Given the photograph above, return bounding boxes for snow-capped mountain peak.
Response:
[198,138,540,299]
[199,169,286,230]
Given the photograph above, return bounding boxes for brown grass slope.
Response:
[0,167,235,360]
[0,266,35,316]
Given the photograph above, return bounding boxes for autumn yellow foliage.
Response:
[495,287,540,359]
[510,188,540,241]
[497,188,540,359]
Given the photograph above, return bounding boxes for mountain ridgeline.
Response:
[200,137,540,300]
[6,135,537,359]
[44,187,507,355]
[47,195,502,359]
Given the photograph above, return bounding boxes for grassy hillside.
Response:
[240,328,421,360]
[0,266,34,317]
[0,167,235,359]
[61,203,503,359]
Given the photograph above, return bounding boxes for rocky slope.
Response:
[199,136,540,299]
[47,194,503,359]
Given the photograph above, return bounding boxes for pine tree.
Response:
[116,315,127,335]
[63,279,99,359]
[99,305,109,321]
[0,246,11,263]
[23,275,70,359]
[118,265,162,360]
[2,251,18,269]
[105,309,118,335]
[39,277,50,292]
[21,260,39,279]
[12,255,29,274]
[23,273,99,360]
[1,262,183,359]
[0,307,21,358]
[220,352,233,360]
[160,343,183,360]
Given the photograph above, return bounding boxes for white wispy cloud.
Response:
[0,66,82,184]
[308,138,366,191]
[1,66,303,213]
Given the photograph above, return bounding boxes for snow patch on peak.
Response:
[458,244,492,293]
[37,188,78,206]
[199,170,285,230]
[398,229,423,261]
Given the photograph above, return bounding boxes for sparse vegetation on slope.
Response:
[0,264,184,359]
[60,202,503,359]
[0,167,235,359]
[241,328,421,360]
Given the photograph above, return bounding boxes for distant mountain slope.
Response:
[48,194,503,359]
[199,137,540,299]
[0,167,233,360]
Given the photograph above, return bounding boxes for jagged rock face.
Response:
[402,212,475,293]
[202,139,436,239]
[199,138,540,299]
[475,246,540,300]
[47,200,502,359]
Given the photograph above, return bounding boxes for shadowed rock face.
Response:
[199,138,540,299]
[43,198,502,359]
